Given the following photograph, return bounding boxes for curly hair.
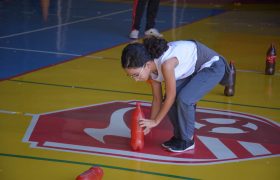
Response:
[121,37,169,69]
[121,43,151,68]
[143,36,168,59]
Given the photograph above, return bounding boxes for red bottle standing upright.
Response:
[76,166,103,180]
[265,44,277,75]
[130,102,145,151]
[224,61,236,96]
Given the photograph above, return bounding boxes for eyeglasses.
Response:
[129,64,146,79]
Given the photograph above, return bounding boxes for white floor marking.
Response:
[0,9,132,39]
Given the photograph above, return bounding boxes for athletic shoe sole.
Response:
[168,143,195,153]
[161,143,170,149]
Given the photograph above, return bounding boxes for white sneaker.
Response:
[129,29,139,39]
[144,28,163,37]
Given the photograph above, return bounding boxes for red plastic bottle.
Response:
[224,61,236,96]
[76,166,103,180]
[130,102,145,151]
[265,44,277,75]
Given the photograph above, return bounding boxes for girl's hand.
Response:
[139,118,159,135]
[143,128,151,135]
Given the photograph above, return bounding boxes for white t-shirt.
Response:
[151,40,219,82]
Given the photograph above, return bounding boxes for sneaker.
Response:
[161,136,179,149]
[129,29,139,39]
[144,28,163,37]
[168,139,195,153]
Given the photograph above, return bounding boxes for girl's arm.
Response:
[140,57,178,131]
[153,57,177,124]
[150,80,162,119]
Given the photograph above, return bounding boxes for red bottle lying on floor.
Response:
[76,166,103,180]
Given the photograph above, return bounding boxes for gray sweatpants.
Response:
[167,58,226,141]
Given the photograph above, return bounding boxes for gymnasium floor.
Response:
[0,0,279,179]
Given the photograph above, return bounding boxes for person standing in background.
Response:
[129,0,163,39]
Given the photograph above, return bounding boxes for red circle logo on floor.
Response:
[23,101,280,164]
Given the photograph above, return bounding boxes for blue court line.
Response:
[0,9,132,39]
[0,153,198,180]
[8,79,280,111]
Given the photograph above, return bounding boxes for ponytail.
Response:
[143,36,168,59]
